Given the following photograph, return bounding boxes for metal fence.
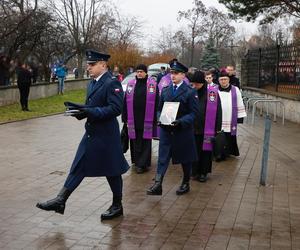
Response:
[242,44,300,95]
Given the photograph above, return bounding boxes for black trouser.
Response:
[224,133,240,156]
[130,129,151,168]
[192,134,212,176]
[18,85,30,109]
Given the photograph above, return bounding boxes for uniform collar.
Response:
[173,81,183,89]
[94,70,107,82]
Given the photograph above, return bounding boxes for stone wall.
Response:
[0,79,89,106]
[243,87,300,124]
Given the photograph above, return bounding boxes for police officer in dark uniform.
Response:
[147,61,200,196]
[36,50,129,220]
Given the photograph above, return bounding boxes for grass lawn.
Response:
[0,89,86,124]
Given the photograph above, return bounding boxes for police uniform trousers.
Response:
[157,141,192,182]
[129,129,151,169]
[192,134,212,177]
[64,155,122,196]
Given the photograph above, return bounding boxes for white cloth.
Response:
[94,71,107,82]
[173,81,183,89]
[218,86,247,133]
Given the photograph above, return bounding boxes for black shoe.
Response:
[36,187,71,215]
[101,205,123,220]
[147,174,163,195]
[199,174,207,182]
[136,167,147,174]
[176,182,190,195]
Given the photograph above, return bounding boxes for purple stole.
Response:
[158,73,190,95]
[158,74,171,95]
[203,85,219,151]
[126,77,157,139]
[230,85,238,136]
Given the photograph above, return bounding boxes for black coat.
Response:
[229,75,240,89]
[194,84,222,135]
[17,67,32,88]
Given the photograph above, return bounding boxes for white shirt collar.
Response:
[173,81,183,89]
[94,71,107,82]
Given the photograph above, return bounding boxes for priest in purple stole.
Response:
[218,71,246,160]
[122,64,159,174]
[190,71,222,182]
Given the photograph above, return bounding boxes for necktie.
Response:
[173,85,177,95]
[91,79,97,91]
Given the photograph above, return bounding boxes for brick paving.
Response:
[0,114,300,249]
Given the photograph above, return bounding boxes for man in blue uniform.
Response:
[147,61,200,196]
[36,50,129,220]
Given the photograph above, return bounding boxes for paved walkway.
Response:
[0,114,300,249]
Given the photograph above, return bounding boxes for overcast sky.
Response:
[113,0,258,49]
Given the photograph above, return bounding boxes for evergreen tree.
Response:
[201,38,220,69]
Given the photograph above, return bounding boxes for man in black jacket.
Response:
[17,63,32,111]
[226,65,240,89]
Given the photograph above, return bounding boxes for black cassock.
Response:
[192,83,222,177]
[122,76,159,169]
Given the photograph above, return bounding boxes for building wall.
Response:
[0,79,89,106]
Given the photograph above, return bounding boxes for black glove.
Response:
[171,120,181,127]
[71,111,87,120]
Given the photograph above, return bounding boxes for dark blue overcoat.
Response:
[159,82,200,164]
[70,71,129,177]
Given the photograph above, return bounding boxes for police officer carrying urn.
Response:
[36,50,129,220]
[147,61,200,196]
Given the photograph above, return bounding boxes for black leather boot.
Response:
[36,187,71,214]
[176,181,190,195]
[101,196,123,220]
[146,174,163,195]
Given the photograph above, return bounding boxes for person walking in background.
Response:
[190,71,222,182]
[156,66,167,84]
[218,71,246,160]
[122,64,159,174]
[17,62,32,111]
[226,65,241,89]
[56,63,66,94]
[205,71,217,87]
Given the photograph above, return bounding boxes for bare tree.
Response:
[202,7,235,48]
[45,0,106,77]
[112,14,143,50]
[177,0,206,66]
[0,0,38,40]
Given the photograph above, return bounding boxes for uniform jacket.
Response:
[158,82,200,164]
[70,71,129,177]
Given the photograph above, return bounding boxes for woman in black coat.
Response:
[190,71,222,182]
[17,63,32,111]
